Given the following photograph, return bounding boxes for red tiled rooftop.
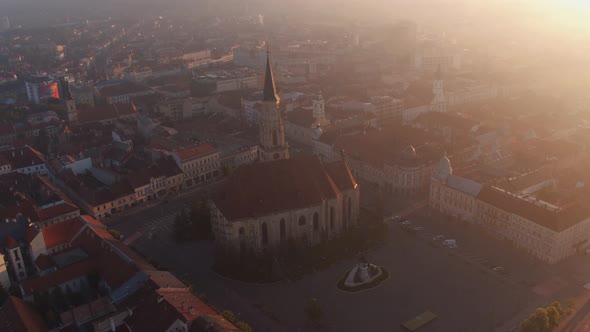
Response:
[122,286,218,332]
[176,144,217,161]
[77,103,137,124]
[0,146,45,170]
[214,156,344,221]
[4,236,18,249]
[477,186,590,232]
[21,258,97,295]
[41,218,85,249]
[146,270,187,289]
[35,254,55,270]
[98,82,152,97]
[0,296,48,332]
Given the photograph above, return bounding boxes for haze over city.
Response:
[1,1,590,332]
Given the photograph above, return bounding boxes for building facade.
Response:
[430,157,590,263]
[211,157,359,255]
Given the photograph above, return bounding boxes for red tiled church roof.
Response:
[214,156,356,221]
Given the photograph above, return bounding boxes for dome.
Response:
[434,156,452,181]
[312,124,323,140]
[402,145,417,160]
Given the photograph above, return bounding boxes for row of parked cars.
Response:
[387,215,458,249]
[388,215,510,276]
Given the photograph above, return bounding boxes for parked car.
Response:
[432,235,445,241]
[401,220,412,225]
[443,239,457,247]
[491,266,505,272]
[386,215,401,222]
[413,226,424,231]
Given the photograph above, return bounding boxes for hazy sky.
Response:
[1,0,589,38]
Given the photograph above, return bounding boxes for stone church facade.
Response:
[211,52,360,256]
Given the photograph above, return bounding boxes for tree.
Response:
[530,307,549,332]
[550,301,564,316]
[235,321,253,332]
[546,306,560,329]
[305,297,323,325]
[519,318,538,332]
[190,198,211,240]
[221,310,237,323]
[173,209,191,242]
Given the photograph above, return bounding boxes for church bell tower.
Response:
[259,50,289,162]
[432,65,446,113]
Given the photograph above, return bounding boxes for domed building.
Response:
[433,155,452,182]
[429,156,482,221]
[402,145,417,160]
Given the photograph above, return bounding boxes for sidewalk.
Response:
[106,178,225,225]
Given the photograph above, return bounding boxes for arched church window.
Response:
[261,223,268,245]
[298,216,306,226]
[329,207,334,229]
[280,219,286,241]
[313,213,319,231]
[347,197,352,222]
[272,130,278,146]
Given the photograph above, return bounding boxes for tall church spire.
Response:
[258,44,288,162]
[262,46,279,102]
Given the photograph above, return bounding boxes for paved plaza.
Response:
[116,209,538,332]
[109,182,590,332]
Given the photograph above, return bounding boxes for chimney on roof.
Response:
[189,306,195,315]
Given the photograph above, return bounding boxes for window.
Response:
[330,207,334,229]
[239,227,245,236]
[261,222,268,245]
[272,131,278,146]
[313,213,319,231]
[298,216,306,226]
[280,219,286,241]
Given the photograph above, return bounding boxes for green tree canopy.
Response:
[305,297,323,324]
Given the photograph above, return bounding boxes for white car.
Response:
[432,235,445,241]
[443,239,457,247]
[401,220,412,225]
[386,215,401,222]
